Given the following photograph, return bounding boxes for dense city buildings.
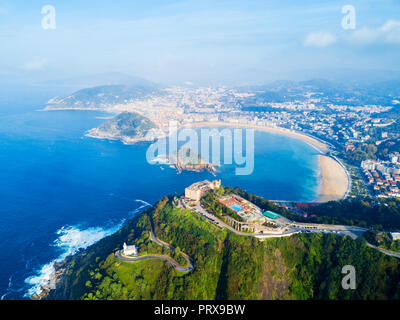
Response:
[46,81,400,199]
[361,156,400,197]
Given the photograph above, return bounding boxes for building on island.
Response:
[185,179,221,202]
[123,242,138,256]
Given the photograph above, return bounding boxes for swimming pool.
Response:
[230,204,244,212]
[263,211,281,219]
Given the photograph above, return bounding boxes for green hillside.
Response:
[49,196,400,300]
[45,84,159,110]
[85,111,159,144]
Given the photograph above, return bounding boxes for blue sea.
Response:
[0,86,319,299]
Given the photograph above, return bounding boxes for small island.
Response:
[86,111,161,144]
[168,146,218,174]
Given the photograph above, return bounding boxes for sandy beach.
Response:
[88,119,348,203]
[182,121,330,153]
[183,121,348,203]
[316,155,349,203]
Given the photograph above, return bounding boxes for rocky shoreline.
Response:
[175,160,218,174]
[30,258,71,300]
[85,128,162,145]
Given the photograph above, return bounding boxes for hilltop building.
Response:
[185,180,221,202]
[123,243,138,256]
[391,232,400,241]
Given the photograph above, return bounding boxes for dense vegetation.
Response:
[201,188,245,222]
[49,193,400,300]
[377,139,400,159]
[363,230,400,253]
[46,84,159,110]
[338,115,400,165]
[341,139,400,164]
[97,111,157,138]
[229,187,400,230]
[304,198,400,230]
[341,144,378,163]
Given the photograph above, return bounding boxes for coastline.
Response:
[181,121,330,154]
[316,155,349,203]
[85,130,150,145]
[86,119,349,203]
[85,128,166,145]
[182,121,350,203]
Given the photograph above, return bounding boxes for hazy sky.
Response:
[0,0,399,85]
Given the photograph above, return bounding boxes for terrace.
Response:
[218,194,265,223]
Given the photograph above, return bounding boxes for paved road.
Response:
[115,251,193,272]
[149,217,174,250]
[116,201,399,262]
[193,204,306,239]
[188,203,400,259]
[193,203,367,239]
[366,243,400,259]
[115,215,194,271]
[194,204,301,238]
[291,223,367,239]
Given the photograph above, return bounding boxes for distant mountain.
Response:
[86,112,159,144]
[44,84,160,110]
[43,77,400,111]
[39,72,158,88]
[238,78,400,107]
[368,79,400,99]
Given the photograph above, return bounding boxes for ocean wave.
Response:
[24,221,124,298]
[134,199,151,207]
[23,199,151,299]
[128,200,151,217]
[148,155,172,165]
[1,274,14,300]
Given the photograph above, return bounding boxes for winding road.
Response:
[115,251,193,272]
[366,243,400,259]
[116,202,400,267]
[188,202,400,259]
[115,216,194,272]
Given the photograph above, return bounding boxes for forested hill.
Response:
[48,194,400,300]
[96,112,156,137]
[235,187,400,230]
[86,112,158,144]
[44,84,159,110]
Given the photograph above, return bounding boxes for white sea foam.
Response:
[134,199,151,207]
[1,274,14,300]
[24,199,151,298]
[24,221,124,298]
[148,155,172,165]
[128,200,151,217]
